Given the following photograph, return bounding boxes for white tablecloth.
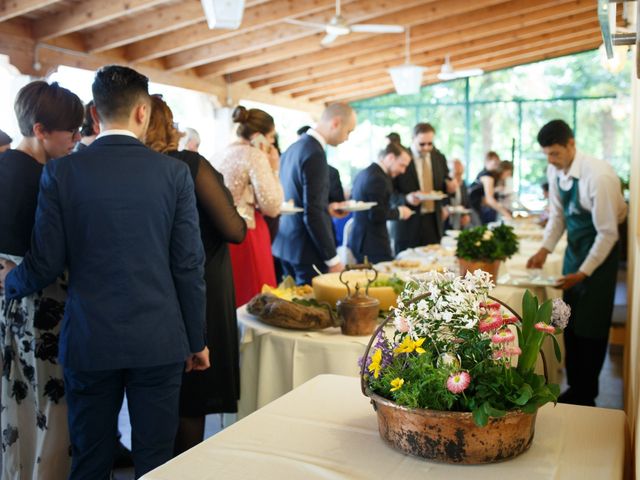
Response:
[142,374,626,480]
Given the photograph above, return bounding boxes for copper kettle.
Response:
[336,261,380,336]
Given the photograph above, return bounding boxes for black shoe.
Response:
[113,441,134,469]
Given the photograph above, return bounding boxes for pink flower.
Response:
[534,322,556,334]
[480,302,501,310]
[491,329,515,344]
[478,314,503,333]
[493,346,522,360]
[447,372,471,394]
[502,314,518,325]
[394,316,410,333]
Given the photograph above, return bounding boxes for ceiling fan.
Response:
[284,0,404,46]
[437,55,484,81]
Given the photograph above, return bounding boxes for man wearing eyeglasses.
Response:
[390,123,456,254]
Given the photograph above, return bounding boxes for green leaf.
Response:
[522,290,538,343]
[513,385,533,405]
[473,407,489,427]
[550,335,562,363]
[521,403,539,414]
[535,299,553,325]
[483,402,506,418]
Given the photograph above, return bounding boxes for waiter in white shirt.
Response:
[527,119,627,407]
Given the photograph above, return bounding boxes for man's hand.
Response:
[185,346,210,372]
[526,248,549,269]
[0,259,16,291]
[405,191,422,207]
[328,262,344,273]
[328,202,349,219]
[445,178,458,194]
[555,272,587,290]
[398,206,414,220]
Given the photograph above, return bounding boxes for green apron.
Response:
[560,177,619,338]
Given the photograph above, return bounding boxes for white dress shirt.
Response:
[96,129,138,139]
[542,150,627,276]
[305,129,339,268]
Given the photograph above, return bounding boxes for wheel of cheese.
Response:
[312,271,398,311]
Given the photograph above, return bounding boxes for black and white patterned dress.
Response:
[0,150,71,479]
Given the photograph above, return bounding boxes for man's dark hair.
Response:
[92,65,149,122]
[537,119,574,147]
[14,81,83,137]
[386,132,401,144]
[379,141,408,159]
[296,125,311,136]
[413,122,435,137]
[80,100,96,137]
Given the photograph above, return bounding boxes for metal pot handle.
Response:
[339,259,378,296]
[360,293,549,397]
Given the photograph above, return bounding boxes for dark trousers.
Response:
[394,212,440,255]
[279,259,326,286]
[64,362,184,479]
[560,327,609,406]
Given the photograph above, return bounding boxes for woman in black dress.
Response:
[0,80,83,479]
[145,95,247,454]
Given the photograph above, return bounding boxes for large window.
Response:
[342,49,632,208]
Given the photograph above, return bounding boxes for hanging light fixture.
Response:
[388,28,425,95]
[599,43,628,74]
[200,0,245,29]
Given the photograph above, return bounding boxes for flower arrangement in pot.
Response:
[455,224,519,280]
[360,270,569,464]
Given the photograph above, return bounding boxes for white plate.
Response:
[445,229,461,238]
[498,273,560,288]
[447,206,471,214]
[339,201,377,212]
[280,204,304,215]
[415,192,448,201]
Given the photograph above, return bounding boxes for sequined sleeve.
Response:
[247,147,283,218]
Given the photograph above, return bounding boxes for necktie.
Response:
[422,153,435,213]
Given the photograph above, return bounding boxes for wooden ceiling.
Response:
[0,0,604,113]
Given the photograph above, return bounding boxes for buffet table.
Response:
[142,374,626,480]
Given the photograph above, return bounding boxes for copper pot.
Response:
[336,262,380,336]
[458,257,501,282]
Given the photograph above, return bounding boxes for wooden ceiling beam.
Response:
[125,0,342,64]
[266,8,596,99]
[334,40,602,105]
[32,0,168,41]
[167,0,451,72]
[266,0,590,94]
[279,0,596,96]
[309,29,601,103]
[0,0,60,23]
[305,26,600,101]
[84,0,203,53]
[195,0,506,79]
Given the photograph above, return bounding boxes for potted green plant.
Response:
[360,270,569,464]
[455,224,519,280]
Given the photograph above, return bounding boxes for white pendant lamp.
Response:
[388,28,425,95]
[200,0,245,29]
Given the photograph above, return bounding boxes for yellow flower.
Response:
[394,336,427,355]
[390,377,404,392]
[368,348,382,379]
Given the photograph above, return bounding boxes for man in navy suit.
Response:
[348,143,414,263]
[390,123,456,254]
[1,65,209,478]
[273,103,356,285]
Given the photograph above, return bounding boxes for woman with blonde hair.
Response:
[145,95,247,453]
[213,105,283,306]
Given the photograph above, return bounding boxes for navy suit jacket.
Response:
[391,147,450,243]
[272,134,336,266]
[4,135,206,371]
[348,163,399,262]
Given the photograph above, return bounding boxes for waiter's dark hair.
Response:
[378,141,408,159]
[80,100,96,137]
[14,81,83,137]
[92,65,150,122]
[537,119,574,147]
